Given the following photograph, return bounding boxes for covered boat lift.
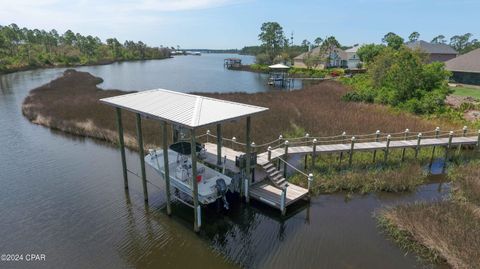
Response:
[100,89,268,232]
[268,63,292,88]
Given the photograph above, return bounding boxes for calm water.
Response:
[0,54,444,268]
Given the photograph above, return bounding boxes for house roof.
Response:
[445,48,480,73]
[100,89,269,129]
[405,40,458,55]
[294,46,347,60]
[345,45,361,53]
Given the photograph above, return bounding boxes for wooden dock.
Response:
[249,181,309,213]
[199,130,479,216]
[257,136,479,165]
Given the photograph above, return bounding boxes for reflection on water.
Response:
[0,54,445,269]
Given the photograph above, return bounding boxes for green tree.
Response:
[344,47,451,114]
[314,37,323,46]
[356,44,386,64]
[431,35,446,44]
[408,31,420,42]
[450,33,473,53]
[301,39,311,49]
[258,22,286,64]
[382,32,404,50]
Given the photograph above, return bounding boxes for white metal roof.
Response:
[268,63,290,69]
[100,89,269,129]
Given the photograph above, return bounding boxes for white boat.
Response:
[145,143,232,207]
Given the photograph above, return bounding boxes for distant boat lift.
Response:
[268,64,293,88]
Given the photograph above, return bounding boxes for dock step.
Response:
[261,161,288,188]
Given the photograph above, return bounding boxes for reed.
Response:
[23,69,454,152]
[378,161,480,268]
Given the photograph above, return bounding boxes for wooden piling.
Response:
[162,121,172,215]
[190,129,200,232]
[280,184,288,216]
[384,135,391,163]
[216,124,222,166]
[457,126,467,155]
[312,139,317,168]
[115,108,128,190]
[429,127,440,168]
[477,130,480,150]
[245,116,251,203]
[267,146,272,161]
[401,129,409,162]
[339,132,346,164]
[307,173,313,193]
[415,133,422,159]
[283,140,289,178]
[443,131,454,172]
[349,137,355,166]
[373,130,380,163]
[135,113,148,202]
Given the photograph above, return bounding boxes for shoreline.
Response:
[0,56,172,75]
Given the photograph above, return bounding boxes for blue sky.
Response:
[1,0,478,49]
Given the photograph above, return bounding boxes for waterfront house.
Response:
[345,45,362,69]
[405,40,458,63]
[445,48,480,85]
[293,46,347,69]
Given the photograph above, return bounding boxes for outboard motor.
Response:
[215,178,229,210]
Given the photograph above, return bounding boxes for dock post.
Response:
[443,131,454,172]
[283,140,289,178]
[339,132,346,164]
[304,134,308,170]
[373,130,380,163]
[349,137,356,166]
[384,135,391,163]
[312,139,317,168]
[206,130,210,143]
[251,142,256,182]
[457,126,467,155]
[135,114,148,202]
[307,173,313,193]
[115,108,128,190]
[477,130,480,150]
[280,184,288,216]
[162,121,172,216]
[415,133,422,159]
[190,129,200,232]
[401,129,409,162]
[245,116,251,203]
[267,146,272,161]
[429,127,440,168]
[277,135,283,170]
[216,124,222,166]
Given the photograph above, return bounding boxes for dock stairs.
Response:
[262,162,287,188]
[249,161,309,215]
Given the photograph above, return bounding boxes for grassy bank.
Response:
[451,86,480,99]
[23,69,448,149]
[377,161,480,268]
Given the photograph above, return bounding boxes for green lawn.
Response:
[451,86,480,99]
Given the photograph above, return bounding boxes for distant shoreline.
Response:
[0,56,172,75]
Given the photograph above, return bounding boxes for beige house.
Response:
[293,46,347,69]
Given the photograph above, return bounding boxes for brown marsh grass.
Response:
[22,69,457,152]
[379,161,480,268]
